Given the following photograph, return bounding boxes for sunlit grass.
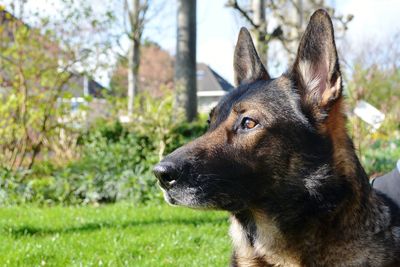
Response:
[0,203,231,266]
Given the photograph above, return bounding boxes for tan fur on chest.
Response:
[230,213,301,267]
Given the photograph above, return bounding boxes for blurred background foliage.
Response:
[345,40,400,175]
[0,93,208,205]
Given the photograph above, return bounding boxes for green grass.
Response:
[0,203,231,267]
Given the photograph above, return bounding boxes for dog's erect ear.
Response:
[234,27,270,86]
[291,9,342,118]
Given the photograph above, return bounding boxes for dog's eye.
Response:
[241,117,258,130]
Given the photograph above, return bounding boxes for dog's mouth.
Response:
[159,181,247,212]
[159,182,208,208]
[161,188,178,205]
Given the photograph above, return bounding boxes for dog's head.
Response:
[154,10,350,214]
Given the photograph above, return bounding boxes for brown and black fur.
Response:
[154,9,400,267]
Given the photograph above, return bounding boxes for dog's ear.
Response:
[291,9,342,120]
[234,27,270,86]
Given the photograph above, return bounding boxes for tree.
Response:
[226,0,353,68]
[251,0,267,66]
[0,1,112,169]
[124,0,149,117]
[109,0,169,117]
[175,0,197,122]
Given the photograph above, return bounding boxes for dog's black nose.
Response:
[153,162,178,189]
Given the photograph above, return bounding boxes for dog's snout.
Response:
[153,162,178,189]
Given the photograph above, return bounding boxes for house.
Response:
[61,74,108,125]
[196,63,233,112]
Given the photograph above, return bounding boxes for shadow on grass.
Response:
[4,217,228,238]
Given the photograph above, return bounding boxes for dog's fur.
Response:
[154,9,400,266]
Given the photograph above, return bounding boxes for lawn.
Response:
[0,203,231,267]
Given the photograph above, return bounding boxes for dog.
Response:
[154,9,400,267]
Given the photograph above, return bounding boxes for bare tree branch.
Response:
[226,0,259,29]
[226,0,353,64]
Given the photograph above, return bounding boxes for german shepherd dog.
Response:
[154,9,400,266]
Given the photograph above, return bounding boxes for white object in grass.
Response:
[353,100,385,130]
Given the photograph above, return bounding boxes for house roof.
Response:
[66,74,106,98]
[197,63,233,93]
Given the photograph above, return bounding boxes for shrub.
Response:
[0,93,208,205]
[360,139,400,176]
[60,130,161,204]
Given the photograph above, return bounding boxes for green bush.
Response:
[360,139,400,176]
[59,130,161,204]
[0,93,208,205]
[0,168,26,205]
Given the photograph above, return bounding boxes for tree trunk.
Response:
[297,0,304,30]
[128,38,140,116]
[127,0,142,117]
[251,0,267,68]
[175,0,197,122]
[295,0,304,49]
